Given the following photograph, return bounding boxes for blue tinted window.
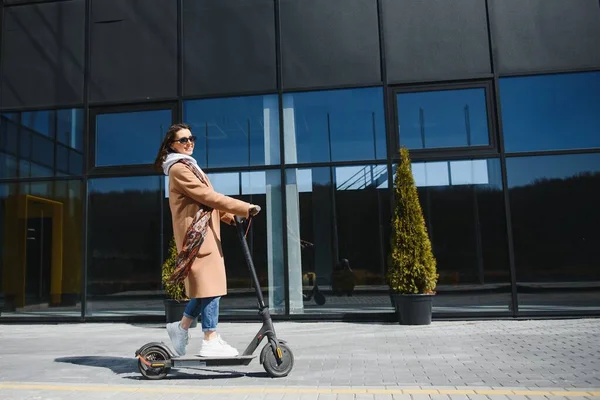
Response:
[95,109,172,166]
[506,153,600,290]
[183,95,280,168]
[0,109,83,178]
[283,87,386,164]
[500,71,600,153]
[57,109,84,151]
[397,88,490,149]
[506,153,600,189]
[21,110,54,137]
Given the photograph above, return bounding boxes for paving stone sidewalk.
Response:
[0,318,599,399]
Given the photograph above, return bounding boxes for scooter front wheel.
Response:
[138,346,171,380]
[261,341,294,378]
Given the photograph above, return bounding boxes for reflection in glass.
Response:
[95,109,172,167]
[506,153,600,311]
[57,109,84,151]
[399,158,511,312]
[87,176,162,316]
[285,164,390,314]
[0,110,83,178]
[0,180,83,317]
[164,169,285,314]
[397,88,490,149]
[500,71,600,153]
[283,88,386,164]
[184,95,280,168]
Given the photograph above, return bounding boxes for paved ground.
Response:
[0,318,599,399]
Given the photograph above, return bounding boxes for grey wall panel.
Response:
[89,0,177,103]
[489,0,600,74]
[183,0,276,97]
[280,0,381,89]
[1,0,85,109]
[382,0,491,83]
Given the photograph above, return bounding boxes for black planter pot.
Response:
[389,289,398,312]
[164,299,198,328]
[393,293,433,325]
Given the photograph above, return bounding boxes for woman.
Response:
[154,123,261,357]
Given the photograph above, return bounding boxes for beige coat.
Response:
[168,163,250,299]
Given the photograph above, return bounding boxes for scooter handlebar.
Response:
[234,215,253,230]
[235,205,260,226]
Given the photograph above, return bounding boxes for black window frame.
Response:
[388,80,499,161]
[87,101,178,177]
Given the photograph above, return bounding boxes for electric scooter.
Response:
[135,215,294,379]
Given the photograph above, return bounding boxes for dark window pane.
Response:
[87,176,162,316]
[0,114,19,155]
[19,160,30,178]
[95,110,172,167]
[0,109,83,178]
[500,71,600,152]
[283,88,386,164]
[69,150,83,176]
[0,114,19,178]
[400,158,511,312]
[0,180,83,317]
[30,133,55,169]
[506,153,600,312]
[0,0,85,108]
[56,144,69,174]
[19,129,31,159]
[89,0,176,103]
[183,95,280,168]
[334,165,390,288]
[0,153,18,178]
[285,164,391,314]
[397,88,490,150]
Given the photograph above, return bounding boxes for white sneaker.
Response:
[166,322,189,356]
[199,334,239,357]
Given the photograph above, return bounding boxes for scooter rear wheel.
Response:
[262,341,294,378]
[138,346,171,380]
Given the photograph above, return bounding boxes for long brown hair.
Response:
[153,123,191,172]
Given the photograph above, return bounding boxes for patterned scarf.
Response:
[168,158,213,284]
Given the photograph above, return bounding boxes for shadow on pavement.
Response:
[124,369,269,380]
[127,323,166,329]
[55,356,138,375]
[54,356,269,380]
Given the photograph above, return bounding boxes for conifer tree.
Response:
[161,237,187,300]
[387,147,438,294]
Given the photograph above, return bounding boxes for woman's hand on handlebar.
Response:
[249,204,261,217]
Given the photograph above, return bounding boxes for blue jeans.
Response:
[183,296,220,332]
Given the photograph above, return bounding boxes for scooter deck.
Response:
[171,354,256,367]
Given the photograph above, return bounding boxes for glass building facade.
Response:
[1,0,599,321]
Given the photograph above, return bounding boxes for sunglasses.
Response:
[172,136,197,144]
